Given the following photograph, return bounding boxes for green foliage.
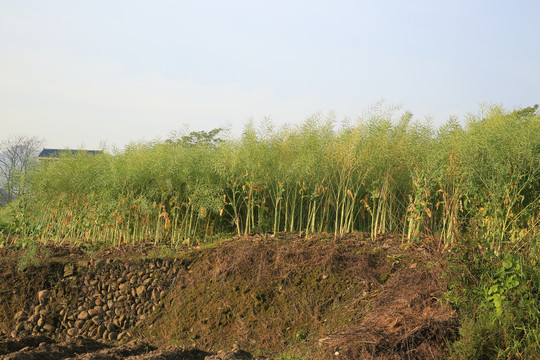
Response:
[4,104,540,357]
[167,128,225,147]
[0,205,12,233]
[446,241,540,359]
[8,105,539,248]
[16,239,50,271]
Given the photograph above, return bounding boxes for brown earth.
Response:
[0,233,457,359]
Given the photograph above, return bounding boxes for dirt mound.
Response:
[318,268,456,359]
[142,233,456,358]
[0,233,456,359]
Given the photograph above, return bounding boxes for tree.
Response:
[0,136,43,204]
[167,128,225,147]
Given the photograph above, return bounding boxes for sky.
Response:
[1,0,539,150]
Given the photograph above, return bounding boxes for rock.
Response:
[88,309,99,317]
[37,318,45,327]
[38,290,50,304]
[119,283,129,291]
[67,328,78,336]
[64,264,75,277]
[136,285,146,297]
[108,331,118,341]
[14,310,26,321]
[82,321,92,332]
[78,311,90,320]
[15,323,25,332]
[43,324,55,332]
[97,325,106,337]
[94,259,106,267]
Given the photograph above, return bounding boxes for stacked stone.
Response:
[11,258,180,341]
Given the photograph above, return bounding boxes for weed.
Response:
[147,245,177,259]
[17,240,49,271]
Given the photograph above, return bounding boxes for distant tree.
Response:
[0,136,43,204]
[511,104,539,118]
[167,128,224,147]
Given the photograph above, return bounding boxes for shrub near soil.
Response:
[3,104,540,358]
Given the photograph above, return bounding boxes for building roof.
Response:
[38,148,103,159]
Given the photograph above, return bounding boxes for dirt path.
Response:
[0,336,268,360]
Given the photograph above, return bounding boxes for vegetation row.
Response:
[1,103,539,358]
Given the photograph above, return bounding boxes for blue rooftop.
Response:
[38,149,103,158]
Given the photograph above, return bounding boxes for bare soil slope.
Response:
[0,233,456,359]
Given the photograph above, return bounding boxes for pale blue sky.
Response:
[1,0,539,149]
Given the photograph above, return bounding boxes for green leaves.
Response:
[6,105,539,251]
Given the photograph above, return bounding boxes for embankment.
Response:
[0,233,457,359]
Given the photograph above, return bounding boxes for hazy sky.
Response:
[1,1,539,150]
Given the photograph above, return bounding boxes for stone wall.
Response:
[10,257,182,341]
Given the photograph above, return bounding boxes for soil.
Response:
[0,233,457,359]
